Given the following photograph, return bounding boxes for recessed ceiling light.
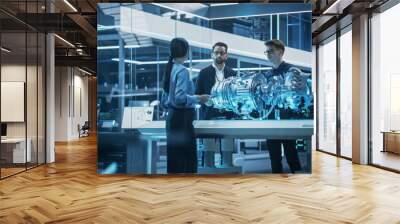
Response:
[54,34,75,48]
[78,67,93,76]
[97,44,143,50]
[1,47,11,53]
[63,0,78,12]
[209,3,239,6]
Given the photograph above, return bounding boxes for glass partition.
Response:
[370,3,400,171]
[0,0,46,179]
[27,31,38,169]
[339,27,352,158]
[37,31,46,165]
[317,35,337,154]
[1,30,28,177]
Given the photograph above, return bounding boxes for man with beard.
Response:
[195,42,237,170]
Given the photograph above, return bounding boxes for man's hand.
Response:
[288,68,306,91]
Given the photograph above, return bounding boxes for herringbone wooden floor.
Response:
[1,135,400,224]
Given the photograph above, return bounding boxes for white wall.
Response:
[55,67,89,141]
[72,73,89,138]
[1,64,26,81]
[55,66,69,141]
[1,63,46,164]
[1,64,26,139]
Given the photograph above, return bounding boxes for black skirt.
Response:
[166,108,197,173]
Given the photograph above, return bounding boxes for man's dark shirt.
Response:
[195,65,237,120]
[262,61,312,120]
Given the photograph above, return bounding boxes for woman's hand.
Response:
[197,94,210,104]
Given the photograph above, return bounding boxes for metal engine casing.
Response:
[210,73,266,116]
[209,68,313,119]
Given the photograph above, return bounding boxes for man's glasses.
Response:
[212,51,226,56]
[264,49,274,55]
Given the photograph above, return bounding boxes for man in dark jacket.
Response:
[263,39,306,173]
[195,42,237,168]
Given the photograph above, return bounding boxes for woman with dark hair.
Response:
[162,37,210,173]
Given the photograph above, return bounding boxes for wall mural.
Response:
[97,3,313,174]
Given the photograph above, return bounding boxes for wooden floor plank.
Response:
[0,135,400,223]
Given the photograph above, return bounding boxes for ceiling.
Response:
[0,0,393,76]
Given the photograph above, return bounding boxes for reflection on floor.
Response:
[0,167,25,178]
[0,162,43,178]
[241,150,310,173]
[372,150,400,171]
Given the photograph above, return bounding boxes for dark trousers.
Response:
[166,108,197,173]
[267,139,301,173]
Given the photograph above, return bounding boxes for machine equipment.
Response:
[208,67,313,119]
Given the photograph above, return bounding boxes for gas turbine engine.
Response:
[208,67,313,119]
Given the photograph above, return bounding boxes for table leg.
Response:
[147,139,152,174]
